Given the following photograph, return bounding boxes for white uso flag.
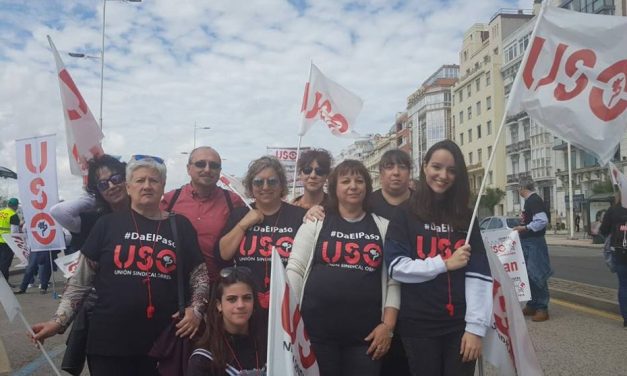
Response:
[482,230,531,302]
[16,135,66,251]
[1,233,30,268]
[0,274,20,322]
[507,5,627,165]
[482,232,542,376]
[299,63,363,138]
[267,248,319,375]
[608,162,627,209]
[48,35,104,176]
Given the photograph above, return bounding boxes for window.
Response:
[459,111,464,124]
[477,125,481,139]
[488,171,493,185]
[467,85,471,97]
[460,133,464,145]
[475,78,481,91]
[469,152,473,164]
[476,101,481,115]
[452,115,456,127]
[486,96,492,110]
[468,129,473,142]
[487,145,492,158]
[478,148,482,162]
[511,126,518,143]
[459,91,463,102]
[467,106,472,120]
[487,120,492,135]
[486,71,491,86]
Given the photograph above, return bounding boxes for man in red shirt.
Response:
[161,147,244,280]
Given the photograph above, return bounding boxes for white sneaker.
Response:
[27,284,33,289]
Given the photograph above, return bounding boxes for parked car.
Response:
[479,216,521,233]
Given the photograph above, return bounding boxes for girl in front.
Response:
[384,140,492,376]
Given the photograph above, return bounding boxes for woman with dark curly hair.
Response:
[187,266,266,375]
[217,156,305,330]
[292,148,332,210]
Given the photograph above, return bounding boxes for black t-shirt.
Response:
[187,334,266,376]
[81,209,203,356]
[385,206,487,337]
[521,193,549,239]
[301,213,383,344]
[368,189,411,220]
[600,205,627,264]
[217,202,306,311]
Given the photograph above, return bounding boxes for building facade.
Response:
[406,65,459,177]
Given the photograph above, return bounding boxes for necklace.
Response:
[432,224,455,317]
[130,209,163,319]
[224,335,260,374]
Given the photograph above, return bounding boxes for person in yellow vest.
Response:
[0,198,20,287]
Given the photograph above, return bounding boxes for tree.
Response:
[479,187,506,215]
[592,180,613,194]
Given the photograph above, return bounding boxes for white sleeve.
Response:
[464,273,493,337]
[389,255,447,284]
[50,193,96,233]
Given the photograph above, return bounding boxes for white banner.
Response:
[1,233,30,268]
[507,6,627,164]
[267,147,311,190]
[299,63,363,138]
[482,229,531,302]
[0,274,20,322]
[218,171,252,208]
[482,231,542,376]
[54,251,81,279]
[15,135,66,251]
[267,248,319,376]
[48,35,104,176]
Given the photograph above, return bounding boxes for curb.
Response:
[548,278,619,315]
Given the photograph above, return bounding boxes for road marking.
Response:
[552,298,622,321]
[11,344,65,376]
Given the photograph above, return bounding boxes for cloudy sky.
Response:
[0,0,529,199]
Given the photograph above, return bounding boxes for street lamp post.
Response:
[193,123,211,149]
[99,0,141,129]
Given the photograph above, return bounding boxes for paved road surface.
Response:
[549,245,617,289]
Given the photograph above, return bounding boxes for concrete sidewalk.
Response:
[545,231,603,249]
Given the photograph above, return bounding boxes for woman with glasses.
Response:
[287,160,400,376]
[188,266,266,375]
[217,156,306,328]
[292,149,332,210]
[32,155,210,376]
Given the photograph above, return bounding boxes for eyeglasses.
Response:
[252,177,279,188]
[96,173,125,192]
[131,154,165,164]
[302,166,328,176]
[220,266,253,278]
[192,160,222,170]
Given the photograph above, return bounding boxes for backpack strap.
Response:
[168,213,186,318]
[222,188,234,213]
[166,188,183,213]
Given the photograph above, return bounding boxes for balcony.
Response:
[505,139,530,154]
[506,171,531,184]
[466,161,483,172]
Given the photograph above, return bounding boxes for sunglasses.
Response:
[96,173,125,192]
[131,154,165,164]
[192,160,222,170]
[252,177,279,188]
[220,266,253,278]
[302,166,328,176]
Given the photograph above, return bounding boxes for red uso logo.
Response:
[113,245,177,274]
[301,82,350,134]
[25,142,57,245]
[522,36,627,121]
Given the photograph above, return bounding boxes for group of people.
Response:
[27,140,496,376]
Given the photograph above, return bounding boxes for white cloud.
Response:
[0,0,521,199]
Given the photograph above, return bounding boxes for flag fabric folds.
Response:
[481,229,543,376]
[608,162,626,208]
[267,248,319,375]
[507,6,627,165]
[47,35,104,176]
[299,63,363,138]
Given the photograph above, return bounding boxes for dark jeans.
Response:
[402,331,476,376]
[380,335,411,376]
[0,243,14,283]
[19,251,53,291]
[87,354,158,376]
[521,236,551,311]
[311,340,381,376]
[615,262,627,323]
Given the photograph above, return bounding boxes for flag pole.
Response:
[567,142,575,238]
[290,136,303,201]
[17,311,62,376]
[464,1,547,245]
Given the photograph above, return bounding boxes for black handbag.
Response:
[148,213,192,376]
